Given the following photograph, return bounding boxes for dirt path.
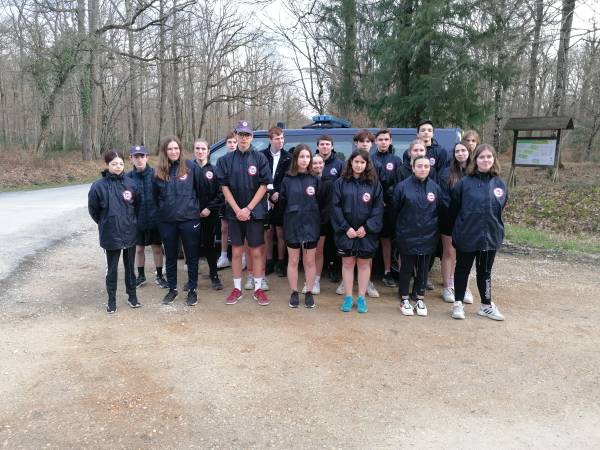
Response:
[1,226,599,449]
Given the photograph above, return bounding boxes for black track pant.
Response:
[398,254,431,297]
[201,216,218,278]
[105,247,136,305]
[159,220,201,291]
[454,250,496,305]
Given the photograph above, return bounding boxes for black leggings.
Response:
[398,254,431,297]
[159,220,201,291]
[454,250,496,304]
[201,216,218,278]
[105,247,136,302]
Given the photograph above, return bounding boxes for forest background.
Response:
[0,0,599,251]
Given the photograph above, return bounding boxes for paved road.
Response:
[0,184,93,282]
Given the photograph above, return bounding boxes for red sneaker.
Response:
[225,288,242,305]
[253,289,270,306]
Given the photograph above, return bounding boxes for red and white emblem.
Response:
[248,165,257,176]
[386,162,394,171]
[427,192,436,202]
[362,192,371,203]
[205,171,214,180]
[122,190,132,201]
[306,185,316,196]
[179,173,188,181]
[493,188,504,198]
[429,157,436,166]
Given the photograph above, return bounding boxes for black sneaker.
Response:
[127,296,142,308]
[289,291,299,308]
[162,289,178,305]
[183,282,190,291]
[211,275,224,291]
[276,261,286,277]
[135,275,147,288]
[304,292,315,308]
[186,290,198,306]
[328,267,340,283]
[265,259,275,275]
[106,300,117,314]
[382,272,397,288]
[155,275,169,289]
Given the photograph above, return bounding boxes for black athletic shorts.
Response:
[337,248,374,259]
[229,219,265,248]
[136,228,162,246]
[286,241,318,250]
[379,208,396,238]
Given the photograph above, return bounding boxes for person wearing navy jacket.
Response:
[193,139,224,291]
[315,134,344,283]
[370,129,404,288]
[153,135,208,307]
[402,120,448,182]
[125,145,168,290]
[394,156,448,317]
[437,141,474,304]
[216,120,273,306]
[88,151,141,313]
[279,144,322,308]
[332,149,383,314]
[261,126,292,277]
[450,144,507,321]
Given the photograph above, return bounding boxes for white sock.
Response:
[254,277,263,291]
[314,276,320,283]
[220,251,228,258]
[233,278,241,290]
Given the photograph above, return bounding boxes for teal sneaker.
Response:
[357,296,368,313]
[340,295,353,312]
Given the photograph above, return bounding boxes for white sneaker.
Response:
[478,302,505,321]
[241,254,247,271]
[400,299,414,316]
[216,255,230,269]
[301,283,308,294]
[442,287,455,303]
[336,281,345,295]
[415,299,428,316]
[452,301,465,319]
[464,288,474,304]
[261,278,269,291]
[312,279,321,295]
[366,281,380,298]
[244,277,254,290]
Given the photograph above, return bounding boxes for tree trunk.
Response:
[550,0,576,116]
[125,0,141,144]
[526,0,544,117]
[157,0,168,151]
[338,0,357,116]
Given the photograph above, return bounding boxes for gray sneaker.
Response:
[244,277,254,290]
[478,302,505,321]
[366,281,380,298]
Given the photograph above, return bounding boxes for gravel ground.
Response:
[1,224,599,449]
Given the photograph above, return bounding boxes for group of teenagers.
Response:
[88,119,508,321]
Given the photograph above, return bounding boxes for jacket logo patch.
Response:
[248,165,257,176]
[362,192,371,203]
[306,186,315,196]
[429,157,436,166]
[427,192,436,202]
[123,190,133,201]
[205,171,214,180]
[493,188,504,198]
[330,167,338,175]
[179,173,188,181]
[386,162,394,171]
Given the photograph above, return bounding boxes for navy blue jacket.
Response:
[450,172,508,252]
[215,146,272,220]
[88,171,138,250]
[393,176,448,255]
[279,173,322,245]
[437,165,467,235]
[331,177,384,254]
[152,160,207,223]
[318,149,344,182]
[192,160,224,217]
[317,176,334,226]
[125,165,159,231]
[402,139,448,181]
[371,147,403,207]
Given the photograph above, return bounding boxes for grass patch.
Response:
[506,224,600,254]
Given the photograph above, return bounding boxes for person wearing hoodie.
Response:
[88,150,141,313]
[402,119,448,182]
[449,144,507,321]
[125,145,168,290]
